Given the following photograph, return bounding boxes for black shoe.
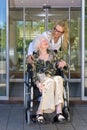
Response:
[53,113,66,123]
[36,114,46,124]
[31,114,47,124]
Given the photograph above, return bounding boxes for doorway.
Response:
[9,7,81,101]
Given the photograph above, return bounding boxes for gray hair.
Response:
[34,34,49,51]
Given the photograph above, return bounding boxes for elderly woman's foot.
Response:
[53,113,66,123]
[31,114,46,124]
[36,114,46,124]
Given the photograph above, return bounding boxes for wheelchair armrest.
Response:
[27,63,32,72]
[27,64,33,77]
[56,66,68,78]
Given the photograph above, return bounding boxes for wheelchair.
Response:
[24,63,70,124]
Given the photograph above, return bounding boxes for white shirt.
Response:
[27,31,64,55]
[28,40,34,55]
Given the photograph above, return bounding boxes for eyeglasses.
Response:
[54,27,64,34]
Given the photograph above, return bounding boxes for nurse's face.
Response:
[54,25,64,38]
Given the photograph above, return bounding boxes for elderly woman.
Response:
[32,35,66,124]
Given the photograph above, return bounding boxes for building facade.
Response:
[0,0,87,102]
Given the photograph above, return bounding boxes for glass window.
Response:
[70,7,81,79]
[9,8,45,81]
[0,0,6,96]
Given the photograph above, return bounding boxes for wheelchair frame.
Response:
[24,64,70,124]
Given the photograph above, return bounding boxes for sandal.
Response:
[53,113,66,123]
[36,114,46,124]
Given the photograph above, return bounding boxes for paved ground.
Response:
[0,103,87,130]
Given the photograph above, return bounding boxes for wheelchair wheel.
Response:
[63,80,70,121]
[66,81,69,107]
[25,108,31,124]
[63,106,70,121]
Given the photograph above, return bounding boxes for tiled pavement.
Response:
[0,103,87,130]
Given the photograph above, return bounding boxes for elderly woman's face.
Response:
[39,38,49,49]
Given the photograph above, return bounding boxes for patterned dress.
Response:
[32,50,64,113]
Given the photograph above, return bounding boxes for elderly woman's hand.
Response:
[28,55,34,64]
[57,60,67,69]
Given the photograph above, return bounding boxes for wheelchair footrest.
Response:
[62,107,70,121]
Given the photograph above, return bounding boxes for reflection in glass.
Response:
[9,9,23,79]
[70,8,81,79]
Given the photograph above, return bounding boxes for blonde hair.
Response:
[52,20,69,51]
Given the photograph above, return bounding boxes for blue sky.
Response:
[0,0,6,28]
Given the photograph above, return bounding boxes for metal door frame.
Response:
[0,0,9,100]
